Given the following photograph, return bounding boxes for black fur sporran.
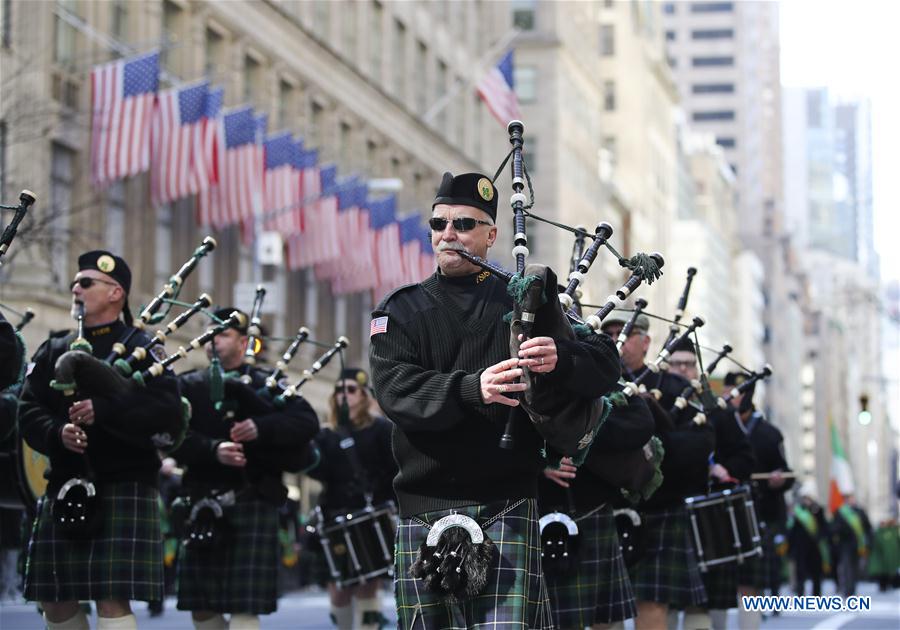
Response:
[409,525,497,603]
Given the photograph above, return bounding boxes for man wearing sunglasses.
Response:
[369,171,621,629]
[19,250,183,630]
[171,307,319,630]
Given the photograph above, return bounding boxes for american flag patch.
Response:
[370,316,388,336]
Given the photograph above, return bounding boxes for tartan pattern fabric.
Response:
[545,505,636,628]
[176,494,279,615]
[738,524,778,590]
[24,482,163,603]
[699,563,738,609]
[629,506,707,608]
[394,498,553,629]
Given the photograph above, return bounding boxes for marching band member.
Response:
[599,314,713,630]
[172,308,319,630]
[19,251,183,630]
[307,368,397,630]
[370,171,621,628]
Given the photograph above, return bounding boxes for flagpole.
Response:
[422,29,521,125]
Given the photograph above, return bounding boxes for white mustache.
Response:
[436,242,466,253]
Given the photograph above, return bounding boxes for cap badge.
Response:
[97,254,116,273]
[477,177,494,202]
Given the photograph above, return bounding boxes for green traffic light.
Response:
[858,410,872,426]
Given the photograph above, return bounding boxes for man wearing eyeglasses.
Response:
[369,171,621,629]
[171,307,319,630]
[598,315,715,630]
[19,251,183,630]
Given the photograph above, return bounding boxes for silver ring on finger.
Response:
[540,356,544,365]
[498,384,506,393]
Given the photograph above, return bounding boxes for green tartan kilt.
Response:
[545,505,636,628]
[738,524,778,590]
[629,506,707,608]
[24,481,163,603]
[394,498,553,630]
[699,562,738,609]
[176,494,279,615]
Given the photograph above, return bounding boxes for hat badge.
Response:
[355,371,368,387]
[477,177,494,202]
[97,254,116,273]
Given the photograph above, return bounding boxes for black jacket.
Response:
[172,365,319,493]
[369,272,621,517]
[743,411,793,525]
[19,320,182,493]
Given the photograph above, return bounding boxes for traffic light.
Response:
[858,394,872,426]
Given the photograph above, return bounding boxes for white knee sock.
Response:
[44,610,90,630]
[738,606,761,630]
[666,609,681,630]
[193,615,228,630]
[355,596,383,630]
[96,614,137,630]
[709,609,728,630]
[228,614,260,630]
[683,611,711,630]
[330,604,353,629]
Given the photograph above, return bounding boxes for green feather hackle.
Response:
[506,273,545,306]
[572,323,593,339]
[619,252,663,284]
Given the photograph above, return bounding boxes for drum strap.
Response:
[336,427,374,505]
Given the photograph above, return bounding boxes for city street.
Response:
[1,581,897,629]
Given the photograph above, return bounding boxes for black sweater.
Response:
[172,365,319,492]
[370,271,621,518]
[308,417,398,516]
[19,320,182,493]
[742,412,793,525]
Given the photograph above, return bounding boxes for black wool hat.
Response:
[671,336,696,355]
[212,307,249,335]
[723,371,750,387]
[432,172,499,222]
[338,368,369,389]
[78,250,133,325]
[78,250,132,294]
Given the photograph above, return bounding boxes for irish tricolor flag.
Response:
[829,421,855,513]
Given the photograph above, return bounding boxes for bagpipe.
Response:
[413,120,666,601]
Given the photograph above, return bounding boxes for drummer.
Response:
[307,368,397,630]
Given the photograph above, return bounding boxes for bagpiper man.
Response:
[538,391,656,630]
[308,368,398,630]
[171,307,319,630]
[19,251,183,630]
[599,314,713,630]
[369,172,621,629]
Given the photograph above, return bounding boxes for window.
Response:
[690,2,734,12]
[111,0,128,41]
[691,28,734,39]
[601,136,617,179]
[436,60,448,127]
[668,56,677,68]
[279,80,295,128]
[205,28,224,79]
[243,55,261,104]
[692,83,735,94]
[310,100,324,147]
[524,136,536,174]
[366,139,378,172]
[663,3,676,14]
[715,137,736,148]
[370,0,383,80]
[415,40,427,114]
[155,204,173,288]
[514,66,537,103]
[512,0,536,30]
[339,121,352,168]
[314,0,330,38]
[692,110,735,121]
[105,182,126,247]
[393,19,406,97]
[600,24,615,56]
[161,0,183,74]
[692,56,734,67]
[665,30,676,41]
[342,2,356,61]
[730,164,738,175]
[50,143,75,284]
[603,80,616,111]
[471,94,482,162]
[54,0,78,66]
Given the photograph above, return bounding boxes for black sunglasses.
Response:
[429,217,494,232]
[334,384,360,395]
[70,277,118,291]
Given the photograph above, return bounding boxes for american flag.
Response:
[262,132,299,236]
[150,82,216,203]
[420,229,436,280]
[197,107,263,230]
[90,51,160,186]
[476,50,521,127]
[194,87,223,226]
[370,195,404,303]
[287,162,340,269]
[398,215,426,285]
[330,182,376,295]
[285,148,321,271]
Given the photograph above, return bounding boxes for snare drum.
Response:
[316,501,397,589]
[0,433,48,513]
[684,485,761,572]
